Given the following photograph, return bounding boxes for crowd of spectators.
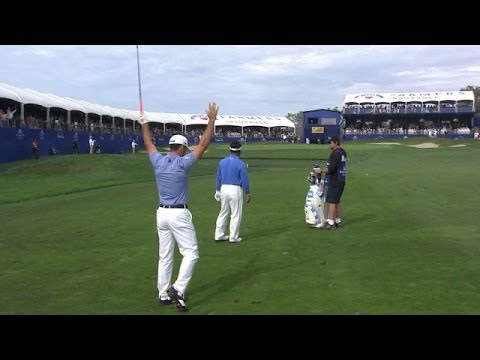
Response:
[0,106,295,140]
[343,102,474,115]
[344,120,474,137]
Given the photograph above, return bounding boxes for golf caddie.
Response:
[313,136,347,230]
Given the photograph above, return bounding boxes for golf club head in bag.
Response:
[307,171,317,185]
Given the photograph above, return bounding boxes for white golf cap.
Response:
[169,134,191,151]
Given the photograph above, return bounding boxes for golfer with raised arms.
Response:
[138,103,218,312]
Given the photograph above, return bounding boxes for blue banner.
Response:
[0,128,284,163]
[0,128,139,163]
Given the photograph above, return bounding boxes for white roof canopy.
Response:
[119,109,138,120]
[64,97,112,116]
[0,84,22,102]
[0,83,53,107]
[147,112,185,125]
[217,115,294,128]
[23,88,80,111]
[178,113,209,126]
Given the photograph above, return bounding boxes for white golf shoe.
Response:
[215,235,229,242]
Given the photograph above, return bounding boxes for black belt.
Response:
[159,204,188,209]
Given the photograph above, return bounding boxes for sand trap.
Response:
[368,142,401,145]
[409,142,439,148]
[449,144,467,147]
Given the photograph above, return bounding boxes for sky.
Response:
[1,45,479,117]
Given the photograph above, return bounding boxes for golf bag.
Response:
[304,169,327,226]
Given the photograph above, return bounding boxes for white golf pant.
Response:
[156,207,199,299]
[215,184,243,241]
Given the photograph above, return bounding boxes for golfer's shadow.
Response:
[189,257,296,308]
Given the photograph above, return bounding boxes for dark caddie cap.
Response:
[230,141,242,151]
[328,136,340,145]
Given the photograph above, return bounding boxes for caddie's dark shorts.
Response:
[326,185,345,204]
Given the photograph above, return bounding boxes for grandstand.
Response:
[0,83,295,163]
[342,91,475,139]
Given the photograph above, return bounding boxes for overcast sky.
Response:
[1,45,479,117]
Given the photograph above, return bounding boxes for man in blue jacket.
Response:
[214,141,251,243]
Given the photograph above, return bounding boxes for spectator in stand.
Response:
[6,107,16,127]
[89,136,95,154]
[0,109,7,127]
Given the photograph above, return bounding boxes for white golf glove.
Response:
[214,191,221,202]
[138,114,148,125]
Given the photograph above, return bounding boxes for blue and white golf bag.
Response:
[304,171,327,226]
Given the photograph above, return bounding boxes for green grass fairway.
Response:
[1,139,480,314]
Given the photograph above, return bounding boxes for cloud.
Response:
[1,45,480,116]
[12,46,57,58]
[462,66,480,72]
